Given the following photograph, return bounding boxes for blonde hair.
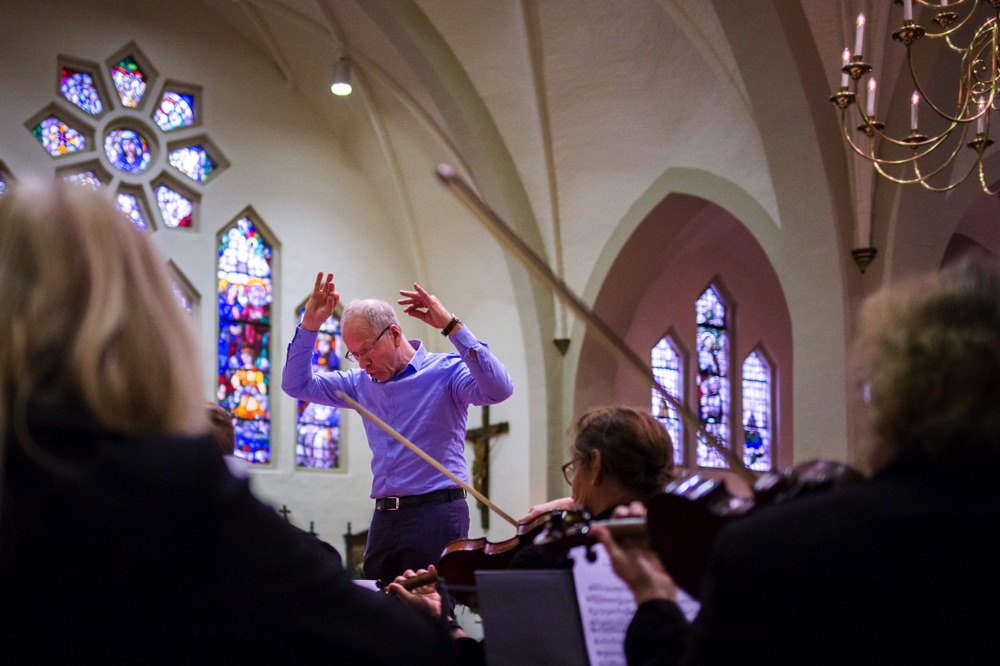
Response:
[852,257,1000,473]
[0,177,206,444]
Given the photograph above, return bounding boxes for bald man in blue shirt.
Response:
[282,272,514,588]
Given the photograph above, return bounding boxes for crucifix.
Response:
[278,504,291,521]
[464,405,509,529]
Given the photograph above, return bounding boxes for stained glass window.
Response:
[742,351,772,471]
[62,171,103,190]
[60,68,103,116]
[295,310,342,470]
[167,262,196,315]
[117,192,149,231]
[0,175,7,197]
[217,216,273,465]
[172,283,194,314]
[104,128,151,174]
[32,116,86,155]
[651,336,684,466]
[31,48,225,239]
[169,145,215,182]
[695,286,730,468]
[154,91,195,131]
[155,184,193,228]
[111,55,147,108]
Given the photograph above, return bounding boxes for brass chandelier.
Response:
[830,0,1000,193]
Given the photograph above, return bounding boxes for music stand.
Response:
[475,569,589,666]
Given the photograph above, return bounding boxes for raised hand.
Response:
[301,272,339,332]
[398,283,453,330]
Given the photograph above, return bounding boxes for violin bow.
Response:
[435,164,756,487]
[335,390,520,527]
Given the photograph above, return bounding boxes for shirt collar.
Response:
[379,339,423,383]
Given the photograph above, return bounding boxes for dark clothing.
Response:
[0,411,462,662]
[291,523,345,568]
[365,491,470,583]
[625,451,1000,665]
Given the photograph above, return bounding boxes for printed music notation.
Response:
[569,544,700,666]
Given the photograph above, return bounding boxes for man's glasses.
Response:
[345,325,391,362]
[561,459,577,485]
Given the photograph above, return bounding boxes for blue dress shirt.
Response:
[281,324,513,497]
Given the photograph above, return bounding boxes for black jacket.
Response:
[1,410,462,662]
[625,451,1000,665]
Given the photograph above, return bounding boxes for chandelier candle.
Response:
[854,14,865,59]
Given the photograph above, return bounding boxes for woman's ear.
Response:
[588,449,602,485]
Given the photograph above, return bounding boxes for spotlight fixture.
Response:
[331,57,352,96]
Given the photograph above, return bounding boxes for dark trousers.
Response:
[364,496,470,584]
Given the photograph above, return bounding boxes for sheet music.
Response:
[352,579,380,592]
[568,544,636,666]
[569,544,702,666]
[675,587,701,623]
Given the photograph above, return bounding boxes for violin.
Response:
[434,510,563,610]
[533,459,865,599]
[530,510,647,561]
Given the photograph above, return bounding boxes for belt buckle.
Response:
[384,496,400,511]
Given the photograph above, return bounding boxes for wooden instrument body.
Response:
[435,511,556,609]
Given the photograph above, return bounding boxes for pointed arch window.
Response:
[742,350,773,471]
[217,213,273,465]
[168,261,198,316]
[695,285,730,469]
[295,306,343,470]
[0,162,12,196]
[649,284,780,473]
[651,335,684,466]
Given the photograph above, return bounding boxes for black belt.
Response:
[375,488,466,511]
